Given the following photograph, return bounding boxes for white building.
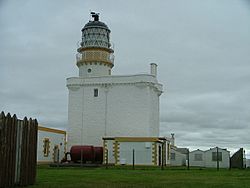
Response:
[246,159,250,168]
[103,137,169,166]
[170,146,188,166]
[189,149,205,167]
[37,126,66,164]
[204,147,230,168]
[67,13,163,149]
[189,147,230,168]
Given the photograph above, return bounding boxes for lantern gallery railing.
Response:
[76,50,114,64]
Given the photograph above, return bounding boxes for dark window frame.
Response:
[194,153,203,161]
[212,152,222,161]
[94,88,98,97]
[170,153,176,160]
[43,138,50,157]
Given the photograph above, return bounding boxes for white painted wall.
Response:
[79,63,111,77]
[170,148,187,166]
[189,150,205,167]
[188,147,230,168]
[104,139,163,165]
[119,142,153,165]
[165,142,171,165]
[37,130,66,163]
[246,159,250,168]
[204,148,230,168]
[106,140,115,164]
[67,74,163,149]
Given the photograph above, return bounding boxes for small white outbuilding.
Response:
[103,137,169,166]
[37,126,66,164]
[204,147,230,168]
[189,149,205,167]
[170,147,187,166]
[246,159,250,168]
[189,147,230,168]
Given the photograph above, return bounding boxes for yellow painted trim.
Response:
[151,143,155,164]
[103,140,108,163]
[77,60,113,68]
[152,143,157,165]
[76,49,114,67]
[115,137,160,142]
[37,161,54,164]
[103,137,166,141]
[116,143,120,159]
[43,138,50,157]
[38,126,66,135]
[161,141,166,166]
[116,142,120,163]
[113,141,116,164]
[64,139,67,154]
[113,141,120,164]
[102,137,115,140]
[77,46,114,53]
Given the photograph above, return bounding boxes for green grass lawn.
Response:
[30,165,250,188]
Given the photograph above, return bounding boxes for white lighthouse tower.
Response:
[76,12,114,77]
[67,13,163,149]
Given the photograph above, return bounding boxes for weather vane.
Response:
[90,11,99,21]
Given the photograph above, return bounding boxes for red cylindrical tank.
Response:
[94,147,103,163]
[70,145,94,163]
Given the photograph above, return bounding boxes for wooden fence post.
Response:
[0,111,6,188]
[0,112,38,187]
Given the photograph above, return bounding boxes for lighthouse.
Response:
[76,12,114,77]
[67,13,163,150]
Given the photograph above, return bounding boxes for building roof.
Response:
[176,148,189,154]
[103,137,167,143]
[207,147,229,152]
[82,21,110,31]
[170,146,189,154]
[190,149,205,153]
[189,147,230,153]
[38,125,66,135]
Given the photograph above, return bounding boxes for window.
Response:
[94,89,98,97]
[88,68,92,73]
[145,142,151,149]
[43,138,50,157]
[170,153,175,160]
[194,154,203,161]
[53,145,59,163]
[212,152,222,161]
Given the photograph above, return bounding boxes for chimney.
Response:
[170,133,175,146]
[150,63,157,77]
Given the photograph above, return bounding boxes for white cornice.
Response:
[66,74,163,94]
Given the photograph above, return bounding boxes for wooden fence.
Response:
[0,112,38,187]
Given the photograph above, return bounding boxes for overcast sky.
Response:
[1,0,250,157]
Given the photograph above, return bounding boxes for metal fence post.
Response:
[80,149,83,167]
[106,149,108,169]
[132,149,135,170]
[217,146,219,171]
[161,145,164,170]
[57,149,60,168]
